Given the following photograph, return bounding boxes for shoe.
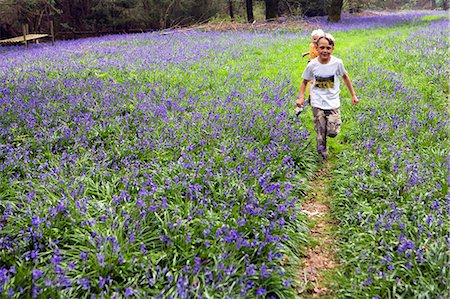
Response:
[319,149,328,161]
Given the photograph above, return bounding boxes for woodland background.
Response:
[0,0,449,40]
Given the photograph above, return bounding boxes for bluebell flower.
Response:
[362,277,373,286]
[32,269,43,280]
[125,287,134,297]
[256,287,267,296]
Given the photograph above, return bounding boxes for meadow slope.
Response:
[0,10,448,299]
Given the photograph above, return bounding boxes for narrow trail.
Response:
[297,162,339,298]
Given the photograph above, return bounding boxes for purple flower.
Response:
[193,257,202,273]
[256,287,267,296]
[125,287,134,297]
[31,215,40,228]
[259,264,271,279]
[78,277,91,290]
[246,264,256,276]
[362,277,373,286]
[282,278,292,287]
[50,249,62,265]
[32,285,42,298]
[32,269,43,280]
[140,243,147,254]
[80,252,88,261]
[97,254,105,267]
[99,276,110,289]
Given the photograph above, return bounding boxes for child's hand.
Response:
[296,97,305,108]
[352,95,359,105]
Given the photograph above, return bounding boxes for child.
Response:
[296,33,359,160]
[301,29,324,104]
[302,29,324,62]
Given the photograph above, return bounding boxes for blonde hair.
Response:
[325,33,335,43]
[311,29,325,37]
[317,32,336,46]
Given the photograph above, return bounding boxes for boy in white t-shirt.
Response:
[296,33,359,160]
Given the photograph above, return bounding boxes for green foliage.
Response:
[0,10,448,299]
[298,0,329,16]
[328,20,450,299]
[0,25,316,298]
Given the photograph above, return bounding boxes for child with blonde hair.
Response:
[302,29,325,62]
[296,29,325,115]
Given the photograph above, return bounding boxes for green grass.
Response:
[0,12,448,299]
[328,20,449,298]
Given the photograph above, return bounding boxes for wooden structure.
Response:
[0,21,55,47]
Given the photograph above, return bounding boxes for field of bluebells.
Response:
[0,10,448,299]
[330,15,450,299]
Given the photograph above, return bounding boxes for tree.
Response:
[228,0,234,20]
[0,0,58,36]
[299,0,327,17]
[246,0,254,23]
[328,0,343,22]
[430,0,436,8]
[265,0,278,20]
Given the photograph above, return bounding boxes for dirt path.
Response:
[297,162,339,298]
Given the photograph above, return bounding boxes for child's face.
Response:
[312,34,320,44]
[316,38,334,61]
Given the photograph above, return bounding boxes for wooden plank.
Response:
[23,24,27,48]
[50,21,54,46]
[0,34,50,45]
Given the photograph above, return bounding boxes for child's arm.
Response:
[342,74,359,105]
[296,79,309,107]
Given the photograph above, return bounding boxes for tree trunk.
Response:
[430,0,436,9]
[328,0,343,22]
[265,0,278,20]
[228,0,234,20]
[246,0,254,23]
[443,0,449,10]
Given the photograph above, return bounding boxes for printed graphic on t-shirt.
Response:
[315,75,334,89]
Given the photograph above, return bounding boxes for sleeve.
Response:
[336,59,347,76]
[301,63,314,81]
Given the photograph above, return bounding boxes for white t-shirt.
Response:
[302,56,347,109]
